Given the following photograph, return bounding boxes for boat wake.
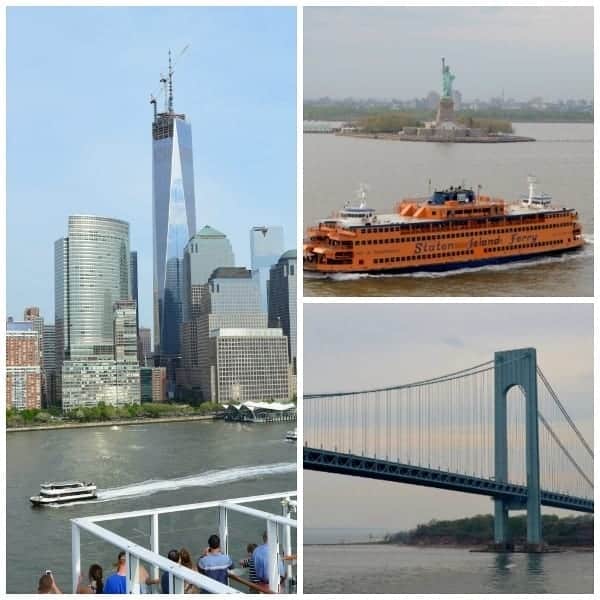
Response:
[306,241,593,283]
[49,462,296,508]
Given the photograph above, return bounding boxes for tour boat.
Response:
[30,481,97,506]
[285,429,297,442]
[304,178,584,275]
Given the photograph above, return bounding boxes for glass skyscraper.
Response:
[56,216,130,361]
[250,225,284,310]
[152,71,197,367]
[55,215,140,409]
[268,249,297,372]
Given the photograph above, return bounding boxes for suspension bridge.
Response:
[304,348,593,550]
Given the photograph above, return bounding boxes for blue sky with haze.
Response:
[305,303,593,532]
[305,7,593,100]
[7,6,296,329]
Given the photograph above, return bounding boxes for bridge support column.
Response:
[494,348,543,549]
[493,499,509,546]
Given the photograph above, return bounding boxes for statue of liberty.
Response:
[441,57,455,98]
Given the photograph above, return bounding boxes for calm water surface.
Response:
[304,123,593,297]
[304,544,593,594]
[7,421,296,593]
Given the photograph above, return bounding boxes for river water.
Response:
[304,123,593,297]
[304,544,593,593]
[6,421,296,593]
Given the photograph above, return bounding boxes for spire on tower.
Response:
[168,49,174,113]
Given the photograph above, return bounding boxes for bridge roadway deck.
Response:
[304,447,593,513]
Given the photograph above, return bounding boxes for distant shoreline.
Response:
[335,131,536,143]
[6,414,217,433]
[304,542,593,552]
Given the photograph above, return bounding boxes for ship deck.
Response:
[322,204,574,230]
[71,491,297,594]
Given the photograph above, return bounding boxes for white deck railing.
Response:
[71,491,297,594]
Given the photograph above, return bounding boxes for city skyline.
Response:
[7,6,297,330]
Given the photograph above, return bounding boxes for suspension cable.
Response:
[538,411,594,489]
[537,366,593,457]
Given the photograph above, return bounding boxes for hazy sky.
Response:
[304,7,593,100]
[7,7,296,330]
[304,303,593,533]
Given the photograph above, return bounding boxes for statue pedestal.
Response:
[436,97,455,125]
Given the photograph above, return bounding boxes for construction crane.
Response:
[150,44,190,118]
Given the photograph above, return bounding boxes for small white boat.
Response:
[30,481,97,506]
[521,175,552,207]
[285,429,297,442]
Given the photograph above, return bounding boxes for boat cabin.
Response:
[429,186,475,205]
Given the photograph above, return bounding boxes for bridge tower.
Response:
[494,348,542,549]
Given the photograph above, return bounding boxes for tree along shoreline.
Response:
[6,413,218,432]
[305,541,592,552]
[384,513,593,549]
[304,104,593,124]
[6,401,222,431]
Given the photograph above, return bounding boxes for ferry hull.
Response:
[30,494,97,506]
[304,245,584,276]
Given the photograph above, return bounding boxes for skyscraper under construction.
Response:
[151,51,197,394]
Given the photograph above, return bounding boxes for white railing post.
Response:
[168,572,174,594]
[267,519,279,593]
[219,505,229,555]
[150,512,159,580]
[173,575,184,594]
[71,522,81,594]
[124,552,131,594]
[282,499,293,583]
[130,554,140,594]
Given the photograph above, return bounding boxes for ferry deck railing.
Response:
[71,491,297,594]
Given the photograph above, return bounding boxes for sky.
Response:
[304,303,593,535]
[304,7,593,101]
[7,6,296,330]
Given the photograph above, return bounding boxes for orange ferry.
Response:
[304,178,584,275]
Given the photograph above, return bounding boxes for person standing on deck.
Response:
[252,531,285,589]
[197,534,233,590]
[103,552,128,594]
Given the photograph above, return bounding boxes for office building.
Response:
[180,227,235,391]
[55,215,140,410]
[113,300,138,363]
[208,328,290,404]
[250,225,284,310]
[268,249,297,372]
[197,267,289,403]
[42,324,57,407]
[182,226,235,321]
[138,365,169,403]
[151,366,167,403]
[139,327,152,366]
[23,307,47,404]
[6,320,41,410]
[130,251,141,361]
[140,367,153,403]
[24,306,44,340]
[152,54,196,373]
